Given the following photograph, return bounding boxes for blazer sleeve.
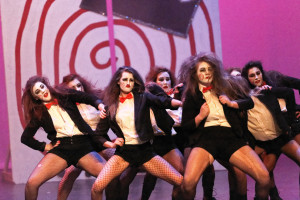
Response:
[21,120,46,152]
[94,117,111,145]
[66,90,102,109]
[236,97,254,110]
[145,92,173,109]
[181,93,200,132]
[282,75,300,94]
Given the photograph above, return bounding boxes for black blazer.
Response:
[21,90,102,152]
[181,88,254,146]
[146,83,175,135]
[95,91,173,145]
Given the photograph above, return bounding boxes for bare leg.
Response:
[182,147,214,200]
[281,140,300,166]
[217,160,247,200]
[91,155,129,200]
[294,134,300,145]
[25,153,68,200]
[142,155,183,199]
[229,146,270,200]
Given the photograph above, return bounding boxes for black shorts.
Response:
[49,135,95,167]
[152,135,176,156]
[114,141,156,167]
[256,133,291,155]
[192,126,246,162]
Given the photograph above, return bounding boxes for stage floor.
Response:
[0,155,298,200]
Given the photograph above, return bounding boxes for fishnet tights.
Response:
[92,155,129,200]
[142,155,183,186]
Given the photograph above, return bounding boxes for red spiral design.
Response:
[15,1,215,128]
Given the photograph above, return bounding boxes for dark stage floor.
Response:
[0,155,299,200]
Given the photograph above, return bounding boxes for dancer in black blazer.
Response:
[91,66,183,200]
[21,76,106,200]
[180,52,270,200]
[57,74,116,200]
[242,62,300,199]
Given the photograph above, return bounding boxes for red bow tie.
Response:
[202,85,213,93]
[44,99,58,109]
[119,93,133,103]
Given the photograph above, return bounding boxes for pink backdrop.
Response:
[219,0,300,103]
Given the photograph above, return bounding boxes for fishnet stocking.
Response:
[142,155,182,186]
[141,149,184,200]
[91,155,129,200]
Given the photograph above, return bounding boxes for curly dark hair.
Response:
[241,60,271,88]
[180,52,230,99]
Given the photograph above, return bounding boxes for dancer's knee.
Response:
[181,178,197,195]
[257,170,270,186]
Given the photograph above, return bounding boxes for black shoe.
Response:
[269,187,283,200]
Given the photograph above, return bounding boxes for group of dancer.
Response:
[21,52,300,200]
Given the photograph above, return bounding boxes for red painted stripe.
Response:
[188,25,196,55]
[90,39,130,69]
[69,19,154,73]
[15,0,33,127]
[53,9,87,84]
[168,33,176,73]
[115,20,155,68]
[70,22,107,74]
[36,0,55,76]
[200,1,215,53]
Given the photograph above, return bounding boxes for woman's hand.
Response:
[44,140,60,151]
[260,85,272,90]
[114,138,125,147]
[196,103,210,122]
[98,103,107,119]
[104,138,125,148]
[219,95,231,105]
[219,95,238,108]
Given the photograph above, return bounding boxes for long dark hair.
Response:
[145,66,176,88]
[22,76,57,123]
[181,52,230,99]
[102,66,145,120]
[62,74,102,98]
[241,60,271,88]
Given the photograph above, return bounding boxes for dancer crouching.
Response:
[21,76,106,200]
[180,52,270,200]
[91,66,183,200]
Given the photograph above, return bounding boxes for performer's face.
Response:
[156,71,171,93]
[32,81,52,102]
[230,70,241,77]
[118,71,134,95]
[248,67,263,87]
[197,61,213,86]
[67,78,84,92]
